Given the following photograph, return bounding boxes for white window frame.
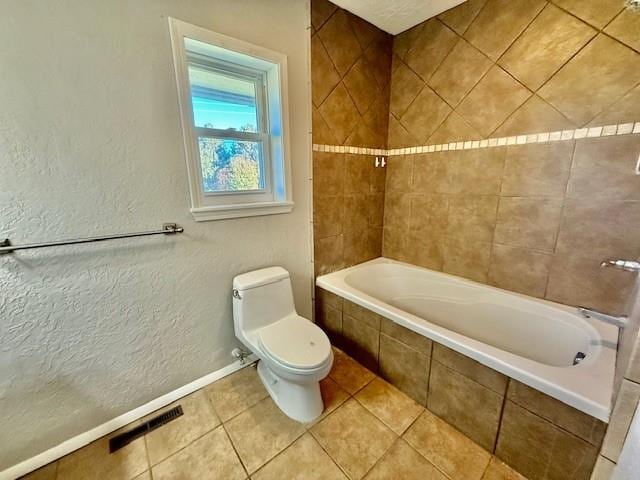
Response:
[168,18,294,221]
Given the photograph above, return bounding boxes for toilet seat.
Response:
[258,315,331,371]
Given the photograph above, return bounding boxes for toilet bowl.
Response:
[232,267,333,422]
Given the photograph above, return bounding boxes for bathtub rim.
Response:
[316,257,617,422]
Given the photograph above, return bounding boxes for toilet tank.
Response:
[232,267,297,336]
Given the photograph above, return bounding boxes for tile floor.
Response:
[23,348,527,480]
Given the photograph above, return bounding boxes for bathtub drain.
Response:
[573,352,586,365]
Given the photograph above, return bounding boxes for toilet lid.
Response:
[258,316,331,370]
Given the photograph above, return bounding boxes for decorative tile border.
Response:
[312,121,640,156]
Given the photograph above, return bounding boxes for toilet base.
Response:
[257,360,324,423]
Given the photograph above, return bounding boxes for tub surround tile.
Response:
[311,0,337,31]
[380,317,432,356]
[405,230,447,270]
[588,86,640,128]
[144,390,221,466]
[57,424,148,480]
[538,35,640,126]
[316,291,343,341]
[427,110,482,144]
[385,155,412,192]
[205,364,268,423]
[313,105,338,144]
[433,344,508,395]
[442,237,492,283]
[252,433,347,480]
[388,115,419,149]
[411,152,449,194]
[399,86,452,142]
[493,95,576,137]
[314,235,345,276]
[488,244,552,298]
[496,401,598,480]
[446,148,506,195]
[404,410,491,480]
[317,9,362,77]
[355,378,424,435]
[446,195,499,244]
[313,194,344,238]
[379,333,431,405]
[313,152,344,197]
[501,142,574,197]
[552,0,623,29]
[151,427,246,480]
[498,4,596,91]
[311,36,341,107]
[310,398,397,480]
[20,462,57,480]
[329,347,376,395]
[438,0,488,36]
[600,379,640,462]
[344,300,383,330]
[567,135,640,201]
[404,19,458,82]
[409,194,449,238]
[428,361,503,451]
[344,58,382,116]
[589,456,616,480]
[364,439,448,480]
[225,397,306,474]
[319,83,361,145]
[482,457,527,480]
[456,66,531,138]
[605,7,640,53]
[344,154,371,194]
[342,313,380,371]
[494,197,563,253]
[506,381,606,447]
[389,62,424,118]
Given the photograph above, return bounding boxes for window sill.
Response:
[190,201,294,221]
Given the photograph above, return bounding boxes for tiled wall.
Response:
[383,0,640,314]
[316,287,606,480]
[311,0,392,275]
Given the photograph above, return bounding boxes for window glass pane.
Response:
[198,137,263,192]
[188,64,258,132]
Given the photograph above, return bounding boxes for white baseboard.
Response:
[1,355,257,480]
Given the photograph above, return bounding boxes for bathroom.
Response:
[0,0,639,478]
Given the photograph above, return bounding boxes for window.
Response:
[169,19,293,221]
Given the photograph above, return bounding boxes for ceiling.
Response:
[330,0,467,35]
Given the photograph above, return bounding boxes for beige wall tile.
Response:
[310,399,397,480]
[496,401,598,480]
[567,136,640,201]
[589,456,616,480]
[344,154,371,194]
[344,230,374,266]
[405,19,458,81]
[427,361,503,451]
[317,10,362,76]
[343,300,382,329]
[432,344,508,395]
[311,0,337,31]
[383,192,412,231]
[355,378,424,434]
[313,152,344,197]
[206,365,268,422]
[311,35,341,107]
[443,237,492,283]
[388,114,419,148]
[506,381,606,447]
[364,439,448,480]
[553,0,623,28]
[409,194,449,236]
[405,230,446,271]
[482,457,527,480]
[319,83,361,144]
[313,105,338,144]
[404,410,491,480]
[446,195,498,244]
[344,58,381,115]
[152,427,245,480]
[314,195,344,239]
[225,397,305,474]
[400,86,452,142]
[252,433,347,480]
[316,300,343,340]
[494,197,563,252]
[411,152,450,194]
[145,390,221,466]
[464,0,546,61]
[555,198,640,259]
[343,194,368,233]
[380,317,433,356]
[438,0,488,36]
[498,4,596,91]
[342,313,380,371]
[494,95,576,137]
[588,85,640,127]
[429,38,492,107]
[368,193,385,227]
[538,35,640,126]
[385,155,412,192]
[456,66,531,138]
[393,25,424,61]
[501,142,573,197]
[545,252,634,312]
[382,226,410,261]
[488,244,552,298]
[314,234,345,276]
[379,333,430,405]
[329,347,376,394]
[446,148,506,195]
[389,61,424,118]
[601,379,640,462]
[605,8,640,56]
[428,111,482,144]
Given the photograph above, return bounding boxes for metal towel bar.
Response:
[0,223,184,255]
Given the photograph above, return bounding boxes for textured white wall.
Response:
[0,0,312,470]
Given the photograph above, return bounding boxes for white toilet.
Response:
[232,266,333,423]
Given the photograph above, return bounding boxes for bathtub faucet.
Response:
[600,259,640,273]
[577,307,628,328]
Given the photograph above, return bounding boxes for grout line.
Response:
[492,379,511,454]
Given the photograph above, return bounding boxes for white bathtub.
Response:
[316,258,618,421]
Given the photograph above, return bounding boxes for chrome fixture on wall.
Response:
[577,307,628,328]
[601,259,640,273]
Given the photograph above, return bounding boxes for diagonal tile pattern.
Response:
[22,350,528,480]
